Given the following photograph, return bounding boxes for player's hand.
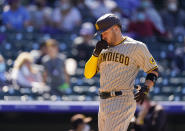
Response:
[134,85,149,104]
[93,39,108,57]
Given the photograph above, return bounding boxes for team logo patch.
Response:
[95,23,99,30]
[149,57,156,65]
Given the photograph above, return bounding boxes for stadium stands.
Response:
[0,0,185,103]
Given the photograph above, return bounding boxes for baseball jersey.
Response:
[97,36,158,92]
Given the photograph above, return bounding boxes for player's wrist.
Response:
[93,49,101,57]
[142,85,150,93]
[144,81,153,91]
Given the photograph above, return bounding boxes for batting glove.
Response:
[93,40,108,57]
[134,85,150,104]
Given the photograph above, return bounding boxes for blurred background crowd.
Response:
[0,0,185,131]
[0,0,185,102]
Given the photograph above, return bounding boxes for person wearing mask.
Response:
[128,7,165,42]
[140,0,165,33]
[160,0,185,37]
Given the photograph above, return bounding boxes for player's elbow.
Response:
[84,69,95,79]
[84,72,93,79]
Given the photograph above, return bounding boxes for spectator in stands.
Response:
[69,114,93,131]
[34,40,48,65]
[2,0,31,30]
[52,0,82,32]
[28,0,53,32]
[72,0,96,22]
[173,38,185,73]
[42,39,70,95]
[140,0,165,33]
[86,0,116,19]
[12,52,45,88]
[128,7,165,41]
[114,0,141,17]
[134,96,167,131]
[160,0,185,37]
[0,54,8,87]
[71,22,96,62]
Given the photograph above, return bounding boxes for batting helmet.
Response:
[94,13,122,37]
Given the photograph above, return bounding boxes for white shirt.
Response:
[52,7,82,31]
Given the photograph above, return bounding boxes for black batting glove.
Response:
[93,40,108,57]
[134,85,150,104]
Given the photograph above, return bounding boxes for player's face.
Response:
[101,27,115,45]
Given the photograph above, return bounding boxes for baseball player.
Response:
[84,13,159,131]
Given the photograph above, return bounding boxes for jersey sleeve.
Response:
[84,55,99,79]
[134,42,158,73]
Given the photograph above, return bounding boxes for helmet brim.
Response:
[93,27,110,38]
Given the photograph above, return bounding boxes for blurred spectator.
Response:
[52,0,82,32]
[71,22,96,62]
[69,114,93,131]
[134,96,167,131]
[12,52,45,88]
[114,0,141,17]
[164,44,176,71]
[173,38,185,73]
[0,54,9,87]
[28,0,53,31]
[160,0,185,37]
[140,0,165,33]
[2,0,31,30]
[72,0,96,22]
[33,40,48,65]
[128,7,165,41]
[86,0,116,19]
[42,39,70,95]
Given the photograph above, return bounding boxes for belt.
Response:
[99,91,123,99]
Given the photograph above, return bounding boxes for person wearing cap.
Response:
[69,114,93,131]
[84,13,159,131]
[12,52,45,88]
[134,96,167,131]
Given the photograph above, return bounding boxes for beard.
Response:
[108,32,117,46]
